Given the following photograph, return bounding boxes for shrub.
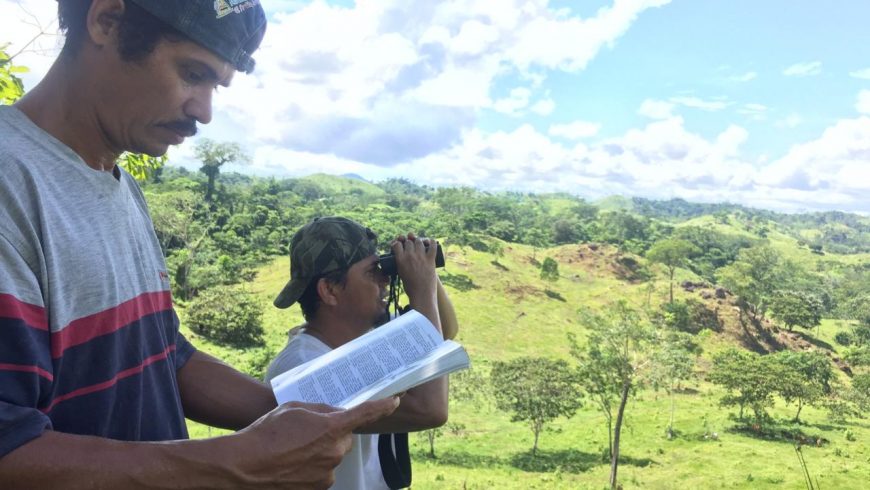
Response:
[834,331,854,347]
[187,285,264,346]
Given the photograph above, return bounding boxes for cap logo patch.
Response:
[214,0,261,19]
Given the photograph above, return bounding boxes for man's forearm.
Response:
[0,430,243,489]
[178,351,277,430]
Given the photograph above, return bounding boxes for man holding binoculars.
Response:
[267,216,458,489]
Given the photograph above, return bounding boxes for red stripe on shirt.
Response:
[41,344,176,413]
[0,293,48,330]
[0,362,54,381]
[51,291,173,359]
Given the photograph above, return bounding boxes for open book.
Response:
[270,310,470,409]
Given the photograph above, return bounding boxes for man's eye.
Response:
[185,69,205,84]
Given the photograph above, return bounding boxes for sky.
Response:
[2,0,869,214]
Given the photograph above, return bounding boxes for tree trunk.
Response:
[533,422,540,457]
[610,382,631,490]
[668,267,675,304]
[794,399,803,423]
[668,390,676,437]
[428,430,436,458]
[606,414,613,460]
[206,172,216,202]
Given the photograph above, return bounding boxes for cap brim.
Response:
[273,277,308,309]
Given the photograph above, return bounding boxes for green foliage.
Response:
[649,330,696,437]
[186,285,264,346]
[540,257,559,282]
[0,44,27,105]
[646,238,700,303]
[118,152,167,182]
[769,290,823,332]
[490,357,582,455]
[709,349,784,428]
[774,350,834,423]
[834,330,854,346]
[850,373,870,411]
[717,245,792,317]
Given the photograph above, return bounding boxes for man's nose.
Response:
[183,87,213,125]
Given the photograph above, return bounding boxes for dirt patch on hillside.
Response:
[679,282,853,375]
[549,243,647,282]
[504,284,544,301]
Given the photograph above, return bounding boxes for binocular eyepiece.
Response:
[378,242,445,277]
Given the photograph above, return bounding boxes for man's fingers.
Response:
[282,401,342,413]
[335,397,400,431]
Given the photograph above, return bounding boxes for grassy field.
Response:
[183,241,870,489]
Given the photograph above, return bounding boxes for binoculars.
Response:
[378,242,445,277]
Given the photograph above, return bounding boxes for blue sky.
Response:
[3,0,869,213]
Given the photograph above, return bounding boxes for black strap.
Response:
[378,432,411,489]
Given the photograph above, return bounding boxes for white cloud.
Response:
[530,98,556,116]
[758,117,870,197]
[670,96,729,111]
[492,87,532,116]
[548,121,601,139]
[729,71,757,82]
[849,68,870,80]
[857,90,870,115]
[783,61,822,77]
[209,0,673,165]
[738,103,767,120]
[638,99,674,119]
[775,114,803,129]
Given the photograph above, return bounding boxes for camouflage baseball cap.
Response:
[273,217,378,309]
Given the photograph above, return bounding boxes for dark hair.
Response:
[58,0,184,61]
[298,268,349,321]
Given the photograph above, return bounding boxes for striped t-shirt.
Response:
[0,106,195,458]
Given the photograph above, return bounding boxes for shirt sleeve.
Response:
[170,309,197,371]
[0,232,53,458]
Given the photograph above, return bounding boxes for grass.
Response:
[182,240,870,488]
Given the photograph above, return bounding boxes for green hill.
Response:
[181,240,869,489]
[142,169,869,489]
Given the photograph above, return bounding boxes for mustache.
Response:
[161,119,198,137]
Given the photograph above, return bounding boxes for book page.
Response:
[271,310,448,407]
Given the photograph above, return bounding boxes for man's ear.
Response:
[86,0,126,48]
[316,278,341,307]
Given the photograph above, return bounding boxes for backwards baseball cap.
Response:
[128,0,266,73]
[274,217,379,309]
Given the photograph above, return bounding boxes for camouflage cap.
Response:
[273,217,378,309]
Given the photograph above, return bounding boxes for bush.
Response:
[187,285,264,346]
[835,331,854,347]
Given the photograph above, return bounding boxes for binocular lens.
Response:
[378,243,445,277]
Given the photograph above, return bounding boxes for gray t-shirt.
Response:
[267,331,389,490]
[0,105,194,458]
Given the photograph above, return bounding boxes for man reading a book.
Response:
[267,216,459,489]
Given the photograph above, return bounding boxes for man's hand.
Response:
[391,233,438,307]
[224,397,400,488]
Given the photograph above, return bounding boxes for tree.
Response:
[718,245,789,317]
[769,290,823,333]
[490,357,582,456]
[649,331,695,438]
[421,368,490,458]
[568,301,654,489]
[709,349,786,428]
[646,238,700,304]
[774,350,833,423]
[540,257,559,282]
[186,285,264,346]
[194,138,248,201]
